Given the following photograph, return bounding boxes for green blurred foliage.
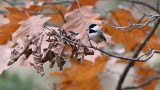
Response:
[0,72,44,90]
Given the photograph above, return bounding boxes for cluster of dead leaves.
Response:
[7,26,94,76]
[0,4,43,74]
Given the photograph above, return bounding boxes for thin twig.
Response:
[58,10,67,23]
[122,76,160,90]
[42,0,75,6]
[0,10,8,14]
[157,0,160,13]
[52,5,67,23]
[109,15,160,30]
[3,0,75,6]
[123,0,159,13]
[3,0,24,6]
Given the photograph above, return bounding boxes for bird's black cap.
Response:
[89,24,97,29]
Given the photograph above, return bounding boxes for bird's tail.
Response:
[105,41,110,45]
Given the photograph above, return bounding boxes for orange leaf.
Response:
[22,5,42,13]
[103,9,151,51]
[143,33,160,51]
[0,24,20,44]
[135,64,158,90]
[12,15,51,43]
[46,4,67,26]
[70,0,97,11]
[51,55,108,90]
[5,7,28,23]
[0,5,42,45]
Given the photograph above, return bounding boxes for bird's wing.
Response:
[98,30,106,41]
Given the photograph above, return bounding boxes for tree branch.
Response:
[0,10,8,14]
[109,14,159,30]
[42,0,75,6]
[124,0,159,13]
[45,26,160,62]
[3,0,24,6]
[122,76,160,90]
[3,0,75,6]
[116,19,160,90]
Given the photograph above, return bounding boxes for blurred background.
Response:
[0,0,160,90]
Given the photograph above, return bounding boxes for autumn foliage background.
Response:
[0,0,160,90]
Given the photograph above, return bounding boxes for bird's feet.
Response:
[88,38,91,41]
[95,46,98,50]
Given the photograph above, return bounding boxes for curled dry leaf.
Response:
[8,26,94,76]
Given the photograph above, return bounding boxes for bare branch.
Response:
[46,26,160,62]
[123,0,159,13]
[58,10,67,23]
[109,15,160,30]
[92,46,159,62]
[0,10,8,14]
[122,76,160,90]
[157,0,160,13]
[116,19,160,90]
[42,0,75,6]
[3,0,75,6]
[3,0,25,6]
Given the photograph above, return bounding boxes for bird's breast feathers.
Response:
[89,32,103,43]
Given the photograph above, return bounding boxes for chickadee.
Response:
[88,24,109,47]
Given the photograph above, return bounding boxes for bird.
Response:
[88,24,109,48]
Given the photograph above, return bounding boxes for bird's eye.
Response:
[89,29,97,33]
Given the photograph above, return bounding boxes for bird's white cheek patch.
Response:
[91,25,100,31]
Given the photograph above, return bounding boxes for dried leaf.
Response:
[32,33,45,76]
[0,43,13,74]
[0,5,42,45]
[63,6,102,43]
[0,24,20,44]
[8,35,36,66]
[7,26,93,76]
[63,6,112,62]
[12,15,51,44]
